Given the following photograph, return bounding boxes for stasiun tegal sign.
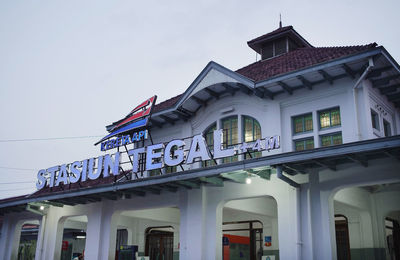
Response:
[35,96,280,190]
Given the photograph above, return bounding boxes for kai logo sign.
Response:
[35,130,280,190]
[95,96,157,151]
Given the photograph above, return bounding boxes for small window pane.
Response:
[295,141,305,151]
[293,113,313,134]
[304,114,313,131]
[243,116,262,159]
[294,138,314,151]
[244,118,253,142]
[203,123,216,167]
[320,111,331,128]
[321,133,342,147]
[332,133,342,145]
[319,108,341,129]
[371,109,380,130]
[321,136,331,147]
[222,117,238,164]
[294,117,304,133]
[384,120,391,137]
[262,42,273,59]
[331,109,341,126]
[275,38,287,55]
[305,139,314,149]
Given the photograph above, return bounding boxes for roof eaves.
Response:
[379,47,400,74]
[254,47,383,88]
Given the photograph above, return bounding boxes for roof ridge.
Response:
[311,42,378,49]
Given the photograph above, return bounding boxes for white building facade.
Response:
[1,26,400,260]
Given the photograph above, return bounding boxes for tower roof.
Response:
[247,25,313,54]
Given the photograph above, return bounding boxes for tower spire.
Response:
[279,13,282,28]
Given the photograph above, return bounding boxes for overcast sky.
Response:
[0,0,399,199]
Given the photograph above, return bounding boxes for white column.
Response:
[10,221,25,260]
[275,186,301,260]
[0,215,13,260]
[84,201,117,260]
[300,183,313,260]
[0,216,27,260]
[0,215,20,260]
[179,186,222,260]
[34,216,45,260]
[308,171,336,260]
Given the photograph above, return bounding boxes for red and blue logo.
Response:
[95,96,157,150]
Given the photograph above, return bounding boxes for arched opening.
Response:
[333,181,400,260]
[223,196,278,260]
[60,215,88,260]
[114,207,180,259]
[17,220,40,260]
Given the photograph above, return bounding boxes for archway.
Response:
[60,215,88,260]
[333,182,400,260]
[113,207,180,259]
[222,196,278,260]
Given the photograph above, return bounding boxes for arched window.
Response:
[221,116,238,163]
[243,116,262,159]
[203,123,217,167]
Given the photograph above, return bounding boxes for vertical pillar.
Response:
[39,207,66,260]
[179,187,222,260]
[10,221,24,260]
[300,183,313,260]
[275,186,301,260]
[0,215,22,260]
[0,215,12,260]
[308,171,336,260]
[34,216,45,260]
[85,201,117,260]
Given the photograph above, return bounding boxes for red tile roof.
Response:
[236,44,377,82]
[153,94,183,113]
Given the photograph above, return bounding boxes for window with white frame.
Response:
[293,113,313,134]
[292,106,343,151]
[370,103,393,137]
[320,132,342,147]
[294,138,314,151]
[319,107,341,129]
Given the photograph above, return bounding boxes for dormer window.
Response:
[261,42,273,59]
[261,38,289,59]
[247,26,313,61]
